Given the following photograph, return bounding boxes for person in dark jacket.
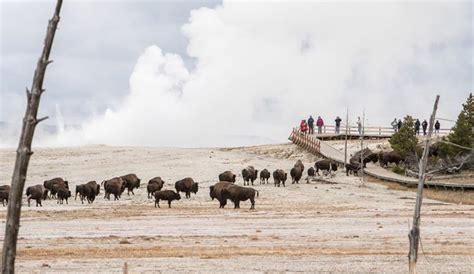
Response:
[335,116,342,134]
[397,119,402,130]
[414,119,421,135]
[308,116,314,135]
[434,120,440,134]
[316,116,324,134]
[422,119,428,135]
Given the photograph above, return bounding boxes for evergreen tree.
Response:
[389,115,418,159]
[438,93,474,157]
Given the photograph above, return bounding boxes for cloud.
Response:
[2,1,472,147]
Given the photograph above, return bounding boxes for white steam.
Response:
[16,2,474,147]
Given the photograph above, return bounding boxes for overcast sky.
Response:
[0,1,472,147]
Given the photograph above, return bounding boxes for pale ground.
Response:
[0,142,473,273]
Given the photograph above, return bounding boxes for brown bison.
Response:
[314,159,338,175]
[26,184,47,207]
[290,166,303,184]
[259,169,270,184]
[102,177,126,200]
[218,171,236,183]
[351,148,379,168]
[273,169,287,187]
[77,181,100,204]
[345,162,361,176]
[0,185,10,206]
[379,151,403,167]
[294,160,305,172]
[75,184,86,202]
[147,177,165,199]
[175,177,198,198]
[221,185,259,210]
[43,177,68,199]
[209,181,233,208]
[154,190,181,208]
[242,166,258,186]
[85,181,100,203]
[120,173,141,195]
[57,186,71,204]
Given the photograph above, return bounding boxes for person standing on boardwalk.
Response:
[391,118,398,132]
[335,116,342,134]
[414,119,421,135]
[397,119,402,131]
[356,117,362,134]
[308,116,314,135]
[422,119,428,135]
[434,120,440,135]
[316,116,324,134]
[300,120,308,135]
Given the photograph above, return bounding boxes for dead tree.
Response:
[1,1,63,272]
[408,95,440,274]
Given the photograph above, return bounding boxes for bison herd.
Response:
[0,149,405,210]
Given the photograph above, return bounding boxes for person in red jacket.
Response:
[300,120,308,135]
[316,116,324,134]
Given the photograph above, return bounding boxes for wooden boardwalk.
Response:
[289,128,474,191]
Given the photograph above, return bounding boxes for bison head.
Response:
[192,183,199,194]
[209,186,215,200]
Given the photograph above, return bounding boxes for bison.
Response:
[379,151,403,167]
[43,177,68,199]
[120,173,141,195]
[147,177,165,199]
[154,190,181,208]
[75,184,86,202]
[102,177,126,201]
[175,177,198,199]
[290,166,303,184]
[221,185,259,210]
[242,166,258,186]
[218,171,236,183]
[26,184,47,207]
[273,169,287,187]
[259,169,270,184]
[0,185,10,206]
[345,162,361,176]
[209,181,233,208]
[294,160,305,172]
[57,186,71,205]
[83,181,100,203]
[314,159,338,176]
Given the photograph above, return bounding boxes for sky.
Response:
[0,0,472,147]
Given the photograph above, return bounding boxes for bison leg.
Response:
[27,197,31,207]
[250,198,255,210]
[186,191,190,199]
[155,199,160,208]
[168,200,172,208]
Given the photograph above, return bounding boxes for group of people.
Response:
[391,118,441,135]
[299,116,363,135]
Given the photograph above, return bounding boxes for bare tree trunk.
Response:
[1,1,63,272]
[408,95,440,274]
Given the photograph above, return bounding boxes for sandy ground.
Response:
[0,143,473,273]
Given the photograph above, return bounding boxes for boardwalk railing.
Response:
[300,124,451,137]
[289,128,321,154]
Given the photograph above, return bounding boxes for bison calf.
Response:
[154,190,181,208]
[57,187,71,205]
